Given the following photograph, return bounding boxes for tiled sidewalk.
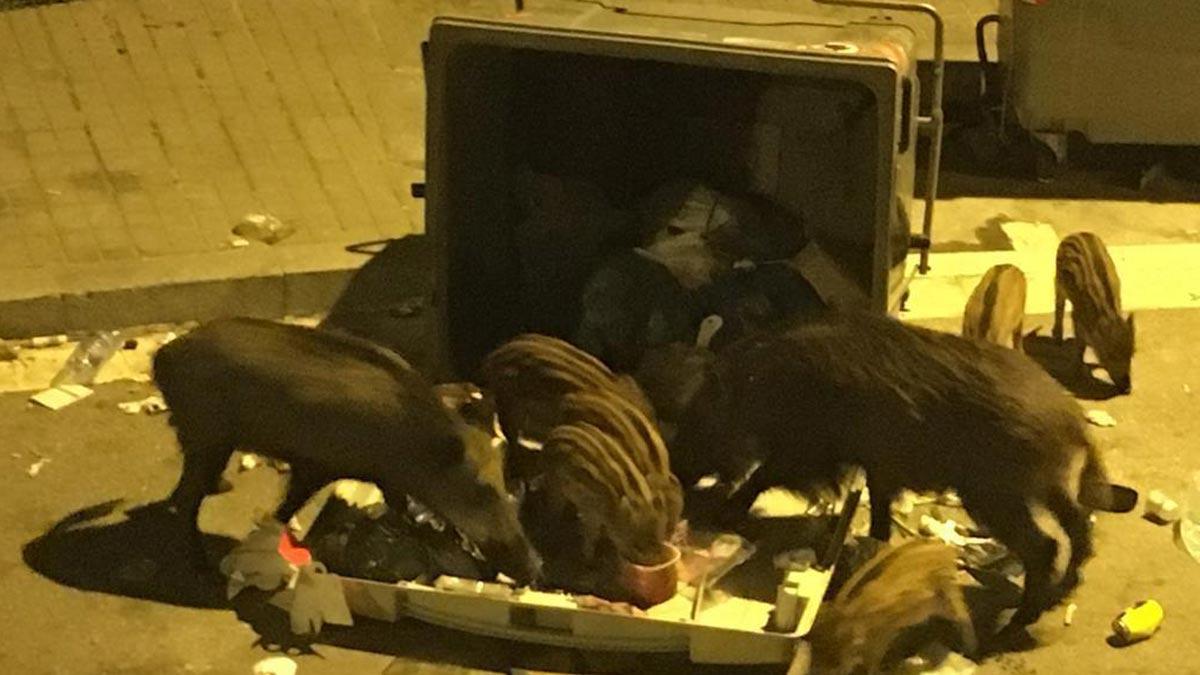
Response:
[0,0,432,273]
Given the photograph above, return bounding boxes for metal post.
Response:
[813,0,944,274]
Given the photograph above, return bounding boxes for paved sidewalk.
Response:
[1,0,445,335]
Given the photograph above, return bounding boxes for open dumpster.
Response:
[421,0,944,381]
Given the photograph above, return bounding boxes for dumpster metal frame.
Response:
[423,0,945,381]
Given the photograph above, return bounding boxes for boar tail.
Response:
[1078,444,1137,513]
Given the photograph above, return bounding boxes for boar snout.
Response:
[479,536,543,586]
[1113,375,1132,394]
[420,464,541,584]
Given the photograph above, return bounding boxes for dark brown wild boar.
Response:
[1054,232,1135,393]
[963,263,1027,351]
[671,311,1136,631]
[153,318,540,584]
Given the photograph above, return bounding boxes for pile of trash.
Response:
[302,488,493,585]
[513,171,828,371]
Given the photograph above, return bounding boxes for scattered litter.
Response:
[1144,490,1181,525]
[233,213,294,245]
[896,491,917,515]
[1178,518,1200,562]
[252,656,298,675]
[26,457,49,477]
[895,649,977,675]
[302,492,490,584]
[220,522,295,599]
[239,453,269,472]
[1064,602,1078,626]
[1086,409,1117,427]
[51,331,122,387]
[575,595,646,616]
[937,491,962,508]
[918,515,991,548]
[122,339,139,350]
[228,235,251,249]
[30,384,94,410]
[773,547,817,572]
[1178,472,1200,561]
[331,479,385,517]
[434,575,515,599]
[161,332,179,346]
[118,395,168,415]
[26,334,69,349]
[1111,599,1163,646]
[678,532,755,587]
[0,341,17,361]
[280,562,353,635]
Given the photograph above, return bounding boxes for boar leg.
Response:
[274,459,334,525]
[1044,487,1093,600]
[1052,286,1067,343]
[969,495,1058,628]
[165,432,235,566]
[866,476,898,542]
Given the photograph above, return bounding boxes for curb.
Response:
[0,242,376,339]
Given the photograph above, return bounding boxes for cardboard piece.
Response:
[30,385,94,410]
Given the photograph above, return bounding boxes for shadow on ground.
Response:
[22,500,233,609]
[1021,333,1124,401]
[930,216,1015,254]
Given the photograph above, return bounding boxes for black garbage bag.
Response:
[304,493,494,583]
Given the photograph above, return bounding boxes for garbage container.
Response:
[423,1,936,378]
[999,0,1200,145]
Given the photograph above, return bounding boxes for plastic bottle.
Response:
[51,331,121,387]
[1180,471,1200,562]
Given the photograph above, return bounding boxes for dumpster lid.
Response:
[433,0,917,72]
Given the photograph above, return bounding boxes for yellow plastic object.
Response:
[1112,600,1164,645]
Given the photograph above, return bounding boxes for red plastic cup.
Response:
[619,543,681,608]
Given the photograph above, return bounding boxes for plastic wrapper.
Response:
[675,528,755,587]
[303,493,493,584]
[233,213,294,244]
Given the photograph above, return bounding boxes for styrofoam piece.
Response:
[29,384,94,410]
[252,656,298,675]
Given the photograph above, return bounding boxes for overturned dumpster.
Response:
[423,0,941,381]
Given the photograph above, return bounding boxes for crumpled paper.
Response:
[219,521,354,635]
[271,562,354,635]
[252,656,298,675]
[220,521,295,599]
[118,394,168,415]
